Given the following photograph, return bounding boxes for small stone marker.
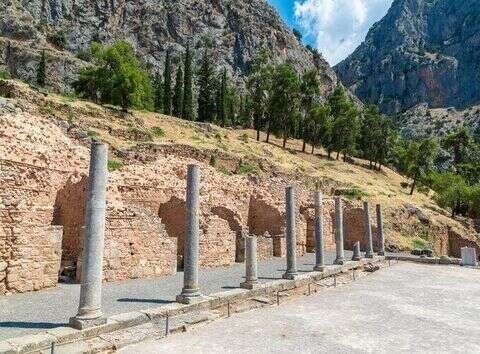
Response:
[461,247,478,267]
[334,197,346,265]
[352,241,361,261]
[313,191,325,271]
[283,186,298,279]
[70,142,108,329]
[363,201,374,258]
[376,204,385,256]
[177,164,204,304]
[241,236,260,289]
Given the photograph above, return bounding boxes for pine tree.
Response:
[153,72,163,113]
[300,70,320,152]
[173,66,184,117]
[37,49,46,87]
[182,44,193,120]
[246,50,272,141]
[269,63,301,148]
[197,49,216,122]
[163,50,172,115]
[217,68,227,126]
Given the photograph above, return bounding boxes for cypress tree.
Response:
[182,44,193,120]
[173,66,184,118]
[153,72,163,113]
[197,49,215,122]
[37,49,46,87]
[163,50,172,115]
[217,68,227,126]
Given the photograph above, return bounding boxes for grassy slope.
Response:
[5,80,479,251]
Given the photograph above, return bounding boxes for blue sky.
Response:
[267,0,394,65]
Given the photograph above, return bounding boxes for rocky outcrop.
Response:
[396,103,480,139]
[335,0,480,115]
[0,0,337,94]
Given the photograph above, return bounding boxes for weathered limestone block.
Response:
[461,247,478,266]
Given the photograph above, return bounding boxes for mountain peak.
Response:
[335,0,480,115]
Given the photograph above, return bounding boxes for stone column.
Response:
[177,164,203,304]
[334,197,345,265]
[313,191,325,271]
[241,236,259,289]
[364,201,374,258]
[376,204,385,256]
[70,142,108,329]
[283,186,298,279]
[352,241,361,261]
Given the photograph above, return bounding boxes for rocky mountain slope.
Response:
[0,0,337,94]
[335,0,480,116]
[396,103,480,140]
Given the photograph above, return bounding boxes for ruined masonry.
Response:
[1,104,478,296]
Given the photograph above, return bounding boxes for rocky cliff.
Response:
[0,0,337,94]
[335,0,480,115]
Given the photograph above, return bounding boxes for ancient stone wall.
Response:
[448,229,480,260]
[343,207,379,252]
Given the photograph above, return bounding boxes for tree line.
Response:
[56,41,480,219]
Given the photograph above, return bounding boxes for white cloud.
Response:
[294,0,393,65]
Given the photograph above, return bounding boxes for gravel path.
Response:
[121,262,480,354]
[0,251,352,340]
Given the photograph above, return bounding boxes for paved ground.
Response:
[121,263,480,354]
[0,251,353,340]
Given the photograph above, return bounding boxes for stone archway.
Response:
[158,196,186,271]
[210,206,246,262]
[51,175,88,282]
[247,196,285,257]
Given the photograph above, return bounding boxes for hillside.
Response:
[0,0,337,94]
[335,0,480,116]
[1,78,478,255]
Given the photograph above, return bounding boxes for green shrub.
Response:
[209,155,217,167]
[412,237,428,250]
[236,163,258,175]
[151,126,166,138]
[107,159,123,172]
[239,133,249,143]
[87,130,99,138]
[340,187,368,200]
[0,69,11,80]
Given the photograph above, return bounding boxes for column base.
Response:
[69,315,107,330]
[240,281,261,290]
[334,258,346,265]
[313,265,325,272]
[176,293,208,304]
[282,272,299,280]
[365,253,375,259]
[351,255,361,261]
